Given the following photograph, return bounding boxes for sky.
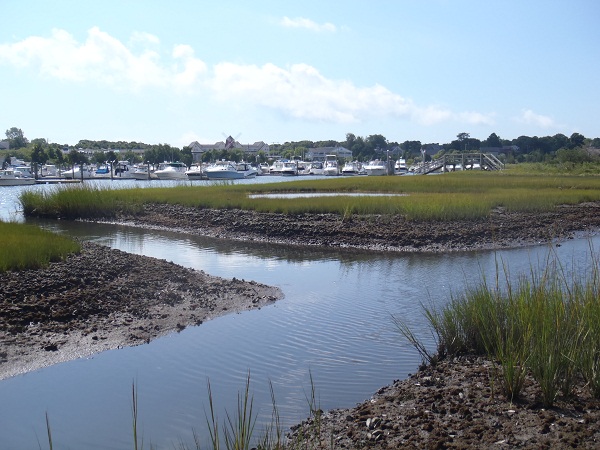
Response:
[1,0,599,149]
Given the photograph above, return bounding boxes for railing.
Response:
[413,153,504,174]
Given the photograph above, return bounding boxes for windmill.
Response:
[221,132,242,149]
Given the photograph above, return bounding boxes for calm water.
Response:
[1,180,598,449]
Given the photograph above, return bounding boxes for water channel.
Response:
[0,179,598,449]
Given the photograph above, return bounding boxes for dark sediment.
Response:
[0,241,282,380]
[115,201,600,253]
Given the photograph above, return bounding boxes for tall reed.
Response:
[396,246,600,406]
[19,173,600,222]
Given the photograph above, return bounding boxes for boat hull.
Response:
[0,179,36,186]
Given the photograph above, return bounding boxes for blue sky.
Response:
[1,0,598,148]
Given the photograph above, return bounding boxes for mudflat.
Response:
[0,241,282,380]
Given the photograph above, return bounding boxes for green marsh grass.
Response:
[397,247,600,407]
[0,221,80,272]
[19,172,600,222]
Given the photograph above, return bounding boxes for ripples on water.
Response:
[1,181,599,449]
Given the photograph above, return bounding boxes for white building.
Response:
[306,146,352,161]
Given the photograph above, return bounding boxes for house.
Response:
[0,140,9,150]
[189,137,270,162]
[305,146,352,161]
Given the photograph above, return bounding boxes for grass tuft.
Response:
[396,245,600,407]
[0,221,81,272]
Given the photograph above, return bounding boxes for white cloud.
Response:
[0,27,207,92]
[280,16,337,32]
[210,62,417,123]
[457,111,495,126]
[0,27,493,130]
[518,109,556,128]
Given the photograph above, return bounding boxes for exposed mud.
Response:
[115,201,600,253]
[0,241,282,380]
[287,356,600,449]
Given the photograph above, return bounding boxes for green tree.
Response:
[30,143,48,179]
[67,150,89,167]
[91,151,106,165]
[483,133,502,148]
[569,132,585,149]
[5,127,28,149]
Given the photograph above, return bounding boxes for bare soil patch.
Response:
[0,241,282,380]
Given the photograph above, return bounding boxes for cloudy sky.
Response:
[1,0,598,148]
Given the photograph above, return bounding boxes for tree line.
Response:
[3,127,600,172]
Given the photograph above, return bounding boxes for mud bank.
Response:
[0,241,282,380]
[115,201,600,253]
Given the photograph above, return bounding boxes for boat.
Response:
[185,164,206,180]
[62,165,94,179]
[112,161,135,179]
[258,163,271,175]
[293,158,310,175]
[94,164,112,178]
[132,164,157,180]
[281,161,298,176]
[308,161,325,175]
[153,162,188,180]
[40,164,59,178]
[394,158,408,175]
[204,161,258,180]
[341,161,361,175]
[0,168,36,186]
[269,160,286,175]
[13,166,34,178]
[323,155,339,176]
[364,159,388,176]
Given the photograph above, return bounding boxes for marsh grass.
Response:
[0,221,81,272]
[19,172,600,222]
[397,246,600,407]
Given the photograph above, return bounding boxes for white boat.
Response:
[40,164,59,177]
[0,168,36,186]
[185,164,206,180]
[14,166,34,178]
[394,158,408,175]
[323,155,339,176]
[341,161,361,175]
[132,164,157,180]
[153,162,188,180]
[269,160,285,175]
[364,159,388,176]
[258,163,271,175]
[63,166,94,179]
[309,161,325,175]
[293,159,310,175]
[112,161,135,179]
[204,161,258,180]
[281,161,298,176]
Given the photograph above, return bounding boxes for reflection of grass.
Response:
[396,247,600,407]
[20,172,600,221]
[0,221,80,272]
